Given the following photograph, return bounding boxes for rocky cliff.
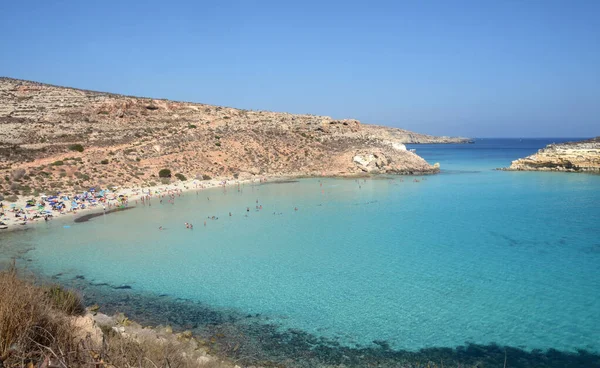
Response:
[507,137,600,172]
[0,77,469,196]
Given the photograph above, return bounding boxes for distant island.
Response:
[505,137,600,172]
[0,77,468,199]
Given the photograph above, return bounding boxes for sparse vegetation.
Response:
[175,173,187,181]
[45,285,85,316]
[0,265,232,368]
[51,160,64,166]
[158,168,172,178]
[68,144,84,152]
[0,264,77,367]
[202,174,211,180]
[100,159,109,165]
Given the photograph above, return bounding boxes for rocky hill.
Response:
[0,77,469,197]
[506,137,600,172]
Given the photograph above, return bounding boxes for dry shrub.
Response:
[99,333,205,368]
[0,264,232,368]
[45,285,85,316]
[0,263,76,367]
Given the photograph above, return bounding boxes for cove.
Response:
[1,139,599,367]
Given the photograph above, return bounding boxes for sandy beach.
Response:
[0,175,276,233]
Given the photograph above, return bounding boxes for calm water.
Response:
[2,138,599,367]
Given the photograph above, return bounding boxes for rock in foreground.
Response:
[507,137,600,172]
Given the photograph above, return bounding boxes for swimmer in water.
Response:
[159,226,163,230]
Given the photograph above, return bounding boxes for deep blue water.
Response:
[1,138,599,367]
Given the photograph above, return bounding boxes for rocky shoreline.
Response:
[64,276,600,368]
[504,137,600,172]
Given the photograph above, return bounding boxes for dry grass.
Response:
[45,285,85,316]
[0,262,76,367]
[0,264,232,368]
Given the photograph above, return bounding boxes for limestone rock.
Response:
[506,137,600,172]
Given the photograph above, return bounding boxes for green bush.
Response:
[158,168,172,178]
[188,124,197,129]
[100,159,109,165]
[68,144,84,152]
[215,142,221,147]
[202,174,211,180]
[175,173,187,181]
[45,285,85,316]
[51,160,64,166]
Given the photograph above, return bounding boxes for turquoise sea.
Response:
[1,138,599,367]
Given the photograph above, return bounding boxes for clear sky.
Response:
[1,0,598,138]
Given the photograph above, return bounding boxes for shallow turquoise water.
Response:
[2,139,599,359]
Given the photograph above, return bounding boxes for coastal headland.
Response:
[0,77,468,231]
[505,137,600,172]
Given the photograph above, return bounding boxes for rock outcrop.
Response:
[0,77,469,196]
[506,137,600,172]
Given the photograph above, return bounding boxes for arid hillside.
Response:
[0,77,468,197]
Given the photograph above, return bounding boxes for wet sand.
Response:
[74,206,135,223]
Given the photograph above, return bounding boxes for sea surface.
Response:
[2,138,599,367]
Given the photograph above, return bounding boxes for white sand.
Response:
[0,176,272,233]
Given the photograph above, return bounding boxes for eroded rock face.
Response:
[506,137,600,172]
[0,77,464,195]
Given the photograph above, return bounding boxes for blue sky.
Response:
[1,0,598,138]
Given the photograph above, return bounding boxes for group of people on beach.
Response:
[0,188,131,229]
